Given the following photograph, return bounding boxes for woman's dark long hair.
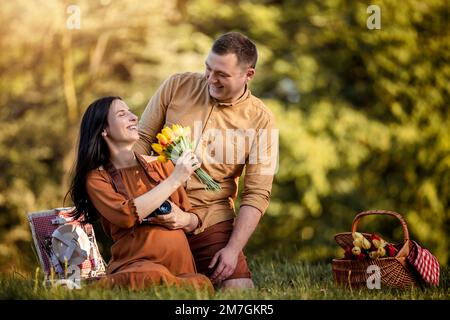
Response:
[66,96,121,223]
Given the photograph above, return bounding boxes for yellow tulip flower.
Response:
[171,124,184,138]
[156,133,169,146]
[157,154,167,163]
[151,143,163,155]
[162,127,175,140]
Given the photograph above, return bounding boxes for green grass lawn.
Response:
[1,257,448,300]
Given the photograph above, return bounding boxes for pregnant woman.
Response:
[67,96,212,292]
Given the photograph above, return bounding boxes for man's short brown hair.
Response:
[212,32,258,69]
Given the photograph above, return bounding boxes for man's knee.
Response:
[220,278,254,289]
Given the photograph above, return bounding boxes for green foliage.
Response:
[0,0,449,277]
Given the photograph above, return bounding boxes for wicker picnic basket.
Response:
[332,210,417,288]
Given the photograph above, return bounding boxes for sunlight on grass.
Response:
[1,257,448,299]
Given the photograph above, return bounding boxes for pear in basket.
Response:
[353,238,363,248]
[352,246,361,256]
[361,237,371,250]
[352,232,364,240]
[352,232,371,250]
[377,246,386,257]
[368,251,380,259]
[352,233,363,250]
[370,233,386,249]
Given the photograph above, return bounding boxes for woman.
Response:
[68,96,213,292]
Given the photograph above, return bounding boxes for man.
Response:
[134,32,278,289]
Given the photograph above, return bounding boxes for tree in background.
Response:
[0,0,209,270]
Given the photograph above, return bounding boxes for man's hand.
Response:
[208,246,240,284]
[147,201,191,229]
[207,206,262,285]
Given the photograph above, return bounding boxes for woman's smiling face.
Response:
[104,99,139,143]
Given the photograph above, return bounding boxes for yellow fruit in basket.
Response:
[371,233,387,249]
[352,246,361,255]
[362,237,372,250]
[352,232,364,240]
[353,238,363,248]
[372,239,381,248]
[369,251,380,259]
[377,247,386,257]
[374,239,387,249]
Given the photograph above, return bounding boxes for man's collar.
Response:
[213,84,250,107]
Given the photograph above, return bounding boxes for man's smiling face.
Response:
[204,51,254,103]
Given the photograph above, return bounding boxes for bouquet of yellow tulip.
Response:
[151,124,221,191]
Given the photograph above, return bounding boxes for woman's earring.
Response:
[102,132,107,137]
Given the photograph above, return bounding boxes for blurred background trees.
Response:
[0,0,448,272]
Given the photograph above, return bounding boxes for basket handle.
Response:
[351,210,410,243]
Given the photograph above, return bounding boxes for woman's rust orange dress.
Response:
[86,156,212,291]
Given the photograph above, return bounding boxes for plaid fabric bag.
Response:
[28,207,107,282]
[407,240,440,286]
